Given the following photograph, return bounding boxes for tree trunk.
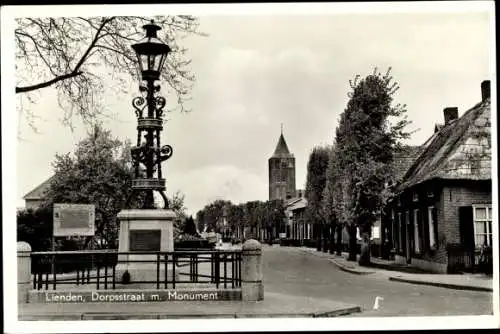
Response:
[329,225,335,254]
[347,224,357,261]
[322,225,328,253]
[359,232,371,266]
[316,224,322,251]
[336,224,343,256]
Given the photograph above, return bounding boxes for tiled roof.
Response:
[392,146,423,182]
[272,133,293,158]
[398,98,491,191]
[23,175,55,200]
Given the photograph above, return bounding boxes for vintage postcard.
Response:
[2,1,498,333]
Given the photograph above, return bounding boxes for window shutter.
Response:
[459,206,474,251]
[418,210,424,252]
[431,207,438,245]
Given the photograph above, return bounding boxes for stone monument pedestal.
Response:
[116,209,178,283]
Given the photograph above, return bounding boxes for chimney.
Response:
[481,80,490,101]
[443,107,458,125]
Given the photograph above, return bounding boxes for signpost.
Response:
[53,203,95,237]
[52,204,96,277]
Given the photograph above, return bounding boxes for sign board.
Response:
[129,229,161,251]
[53,204,95,236]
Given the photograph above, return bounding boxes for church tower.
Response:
[269,127,296,200]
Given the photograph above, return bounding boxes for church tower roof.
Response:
[271,125,293,158]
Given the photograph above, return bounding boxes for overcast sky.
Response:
[11,7,494,216]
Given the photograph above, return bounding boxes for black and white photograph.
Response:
[2,1,498,332]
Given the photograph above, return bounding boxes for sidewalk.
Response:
[293,246,493,292]
[18,292,361,320]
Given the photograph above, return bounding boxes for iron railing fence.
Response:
[31,249,242,291]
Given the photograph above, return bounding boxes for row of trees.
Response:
[304,68,412,265]
[17,124,189,251]
[195,199,286,241]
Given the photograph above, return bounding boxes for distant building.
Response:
[268,129,296,201]
[284,191,310,242]
[384,80,492,273]
[22,175,54,210]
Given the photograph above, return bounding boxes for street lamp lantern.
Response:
[131,20,171,81]
[126,19,173,210]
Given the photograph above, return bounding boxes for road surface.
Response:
[262,246,493,317]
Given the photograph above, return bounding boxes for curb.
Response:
[388,276,493,292]
[312,306,362,317]
[328,259,376,275]
[296,248,375,276]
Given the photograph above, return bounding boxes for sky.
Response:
[10,6,494,217]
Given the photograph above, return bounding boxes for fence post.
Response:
[17,242,32,303]
[241,239,263,301]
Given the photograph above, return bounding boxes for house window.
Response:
[413,209,421,254]
[428,206,437,250]
[397,212,403,252]
[473,205,493,247]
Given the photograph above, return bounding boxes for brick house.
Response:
[384,80,492,273]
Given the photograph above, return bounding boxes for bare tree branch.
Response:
[15,16,205,129]
[16,71,84,93]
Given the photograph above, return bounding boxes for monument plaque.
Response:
[129,229,161,251]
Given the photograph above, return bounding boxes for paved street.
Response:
[262,246,493,317]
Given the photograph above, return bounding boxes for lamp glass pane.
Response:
[148,55,155,71]
[158,54,167,73]
[140,54,149,72]
[135,54,144,73]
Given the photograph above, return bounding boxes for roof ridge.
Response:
[23,175,55,199]
[399,99,490,189]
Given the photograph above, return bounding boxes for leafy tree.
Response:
[195,199,285,242]
[196,199,232,233]
[227,203,245,238]
[15,16,205,130]
[333,67,412,264]
[264,199,286,242]
[169,191,189,239]
[17,207,53,251]
[304,146,331,251]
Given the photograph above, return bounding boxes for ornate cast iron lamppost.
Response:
[129,20,173,209]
